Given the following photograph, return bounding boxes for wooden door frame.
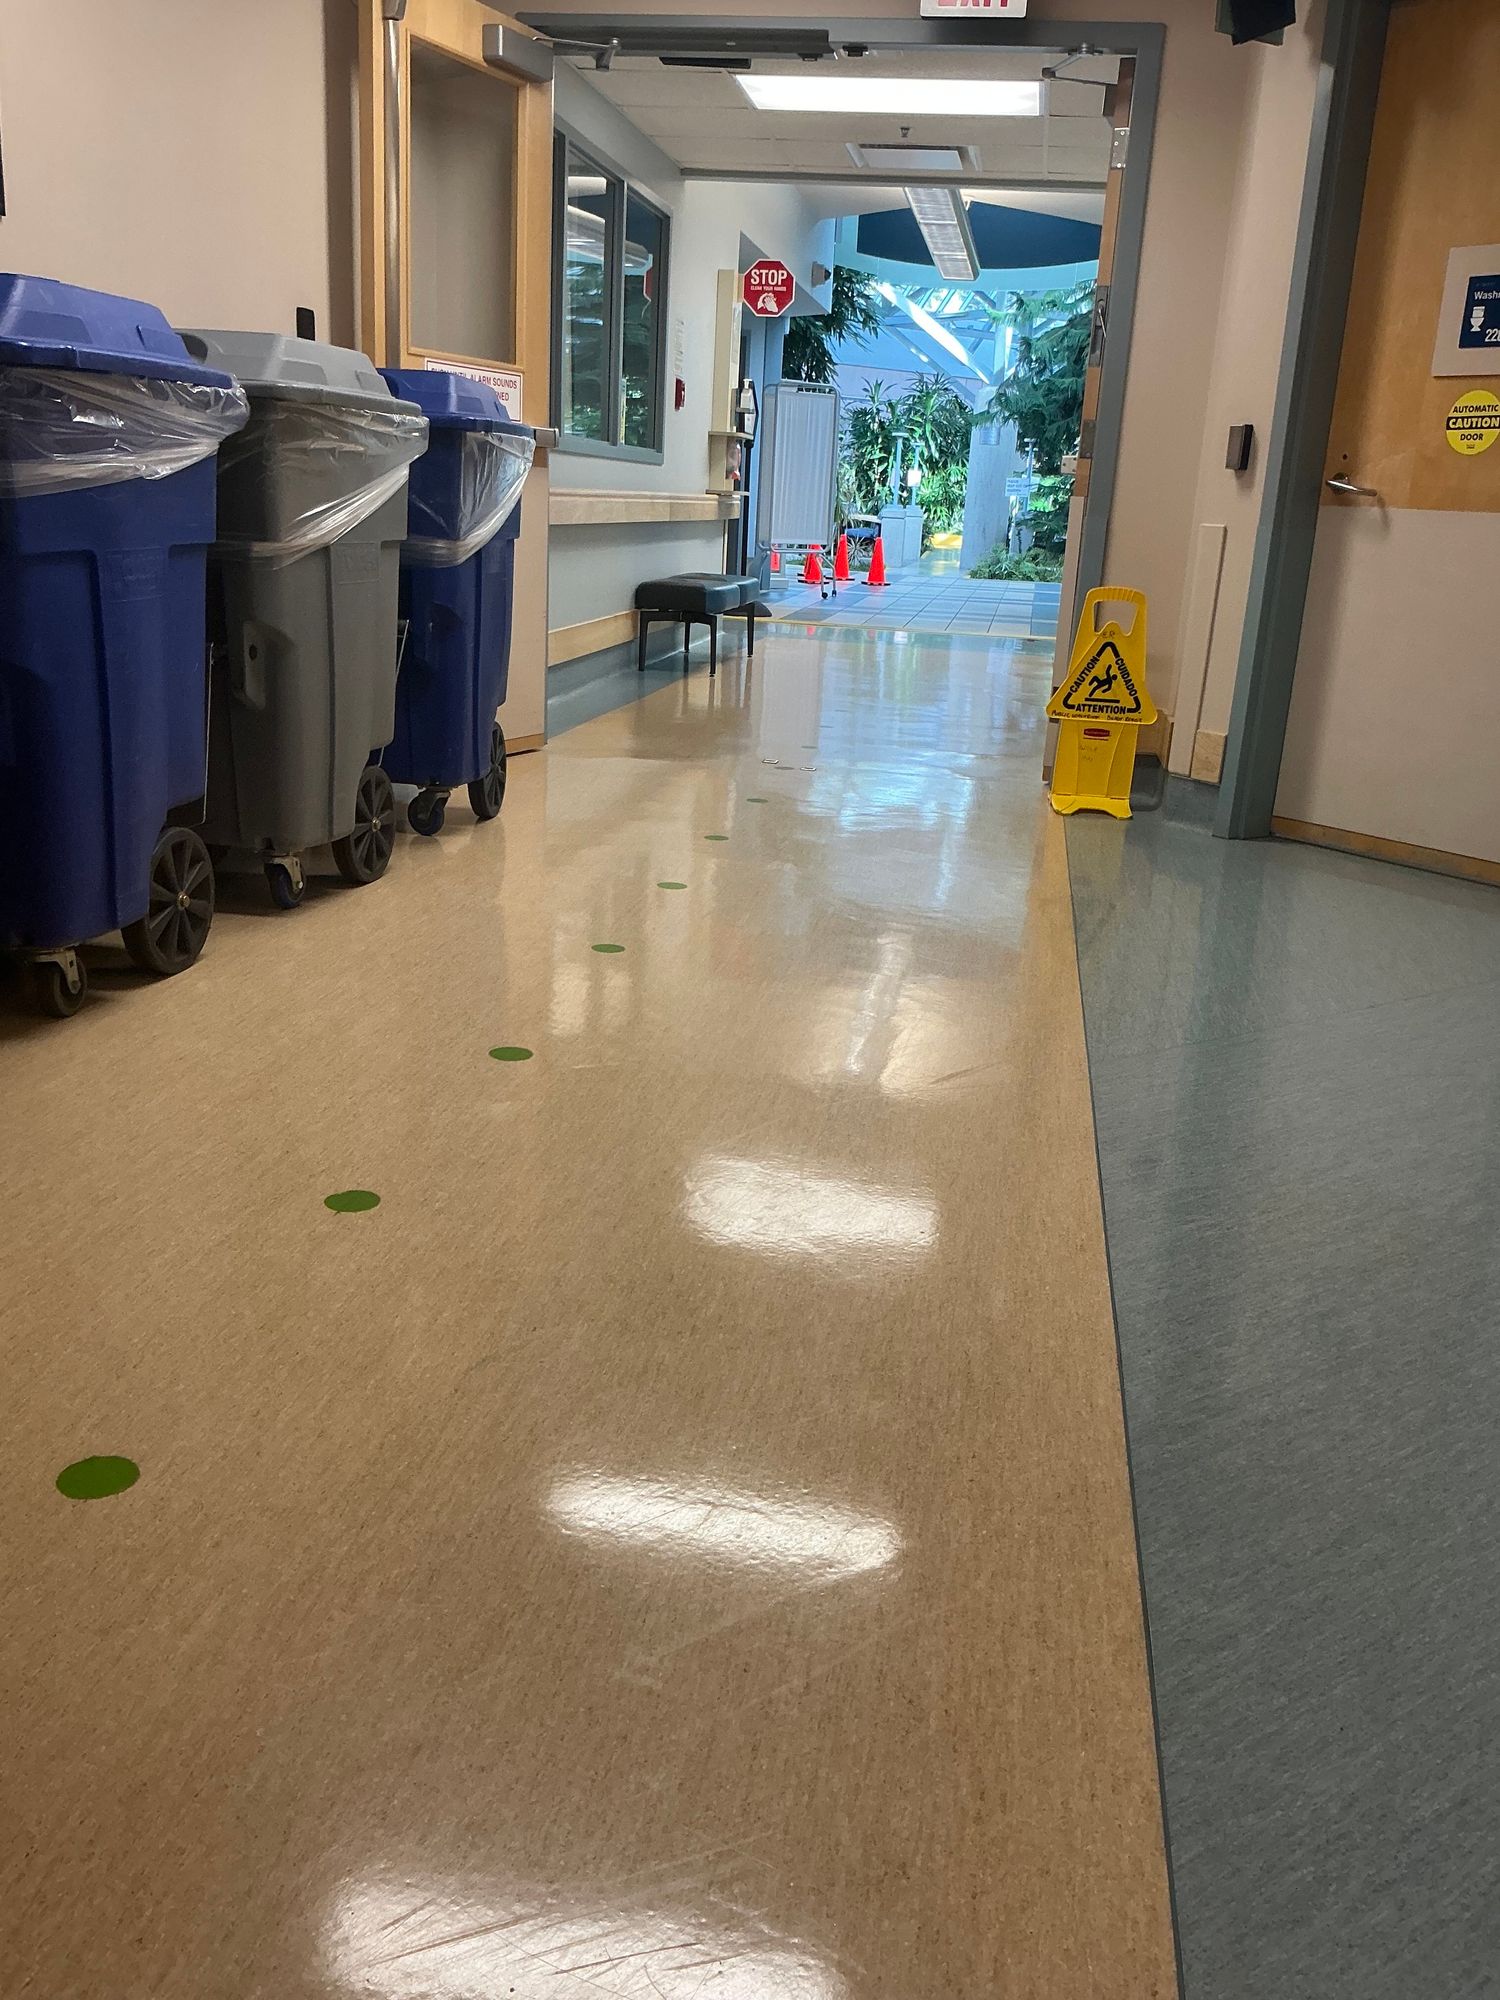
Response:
[356,0,554,426]
[1215,0,1391,839]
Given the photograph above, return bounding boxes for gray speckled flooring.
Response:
[1067,813,1500,1998]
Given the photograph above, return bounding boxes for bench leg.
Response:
[709,616,718,678]
[747,608,757,659]
[638,613,651,671]
[681,620,691,672]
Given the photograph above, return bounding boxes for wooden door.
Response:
[357,0,555,750]
[1275,0,1500,878]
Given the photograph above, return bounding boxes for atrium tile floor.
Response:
[763,554,1061,643]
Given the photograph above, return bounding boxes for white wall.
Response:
[0,0,357,344]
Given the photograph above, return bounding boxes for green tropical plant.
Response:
[840,380,901,526]
[782,265,882,383]
[916,462,967,536]
[970,546,1065,582]
[978,283,1095,476]
[1023,471,1074,554]
[837,375,974,532]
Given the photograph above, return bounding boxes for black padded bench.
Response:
[634,574,762,677]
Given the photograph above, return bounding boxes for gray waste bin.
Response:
[178,329,428,908]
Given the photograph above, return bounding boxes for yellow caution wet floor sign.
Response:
[1047,588,1156,819]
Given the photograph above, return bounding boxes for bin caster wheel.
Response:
[123,826,215,977]
[24,954,87,1020]
[265,860,306,910]
[334,766,396,886]
[468,723,507,822]
[408,787,448,837]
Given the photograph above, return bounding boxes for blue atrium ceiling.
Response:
[858,203,1103,273]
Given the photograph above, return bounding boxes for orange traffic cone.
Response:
[801,545,824,586]
[867,535,888,586]
[770,547,782,575]
[833,532,851,584]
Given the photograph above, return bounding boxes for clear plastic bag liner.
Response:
[404,427,534,568]
[0,366,249,496]
[212,397,429,565]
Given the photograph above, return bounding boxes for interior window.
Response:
[621,192,666,451]
[554,141,668,454]
[559,145,615,442]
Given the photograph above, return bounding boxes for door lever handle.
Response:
[1326,475,1379,497]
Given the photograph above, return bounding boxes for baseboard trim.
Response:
[549,611,637,668]
[1190,728,1227,784]
[1138,711,1174,767]
[506,731,546,755]
[1271,816,1500,888]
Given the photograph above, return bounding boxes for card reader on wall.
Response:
[1226,424,1255,474]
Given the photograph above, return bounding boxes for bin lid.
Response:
[0,274,235,386]
[177,329,401,409]
[379,367,530,435]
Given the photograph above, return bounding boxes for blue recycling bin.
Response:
[0,274,247,1016]
[378,369,533,836]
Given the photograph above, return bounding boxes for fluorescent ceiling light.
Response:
[906,186,980,282]
[847,142,978,174]
[737,75,1041,117]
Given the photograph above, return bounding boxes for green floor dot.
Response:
[658,881,687,891]
[746,796,769,803]
[56,1456,139,1501]
[489,1046,534,1063]
[592,943,626,954]
[705,834,729,842]
[325,1189,380,1213]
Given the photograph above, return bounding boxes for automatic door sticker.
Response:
[1447,389,1500,457]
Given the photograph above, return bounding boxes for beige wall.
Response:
[1169,10,1326,771]
[0,0,357,344]
[1275,510,1500,861]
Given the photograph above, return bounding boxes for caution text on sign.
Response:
[1048,639,1154,720]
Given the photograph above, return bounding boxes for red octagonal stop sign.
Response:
[742,261,795,319]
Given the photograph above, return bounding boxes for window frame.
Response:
[551,128,670,464]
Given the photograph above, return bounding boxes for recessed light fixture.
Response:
[736,75,1041,117]
[906,186,980,281]
[846,142,980,173]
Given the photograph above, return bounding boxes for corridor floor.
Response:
[0,627,1178,1997]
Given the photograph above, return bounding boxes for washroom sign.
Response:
[1432,244,1500,376]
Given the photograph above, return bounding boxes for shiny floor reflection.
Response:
[0,628,1175,1997]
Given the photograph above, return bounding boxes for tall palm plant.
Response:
[782,266,882,384]
[977,283,1095,475]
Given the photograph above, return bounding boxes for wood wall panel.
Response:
[1325,0,1500,514]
